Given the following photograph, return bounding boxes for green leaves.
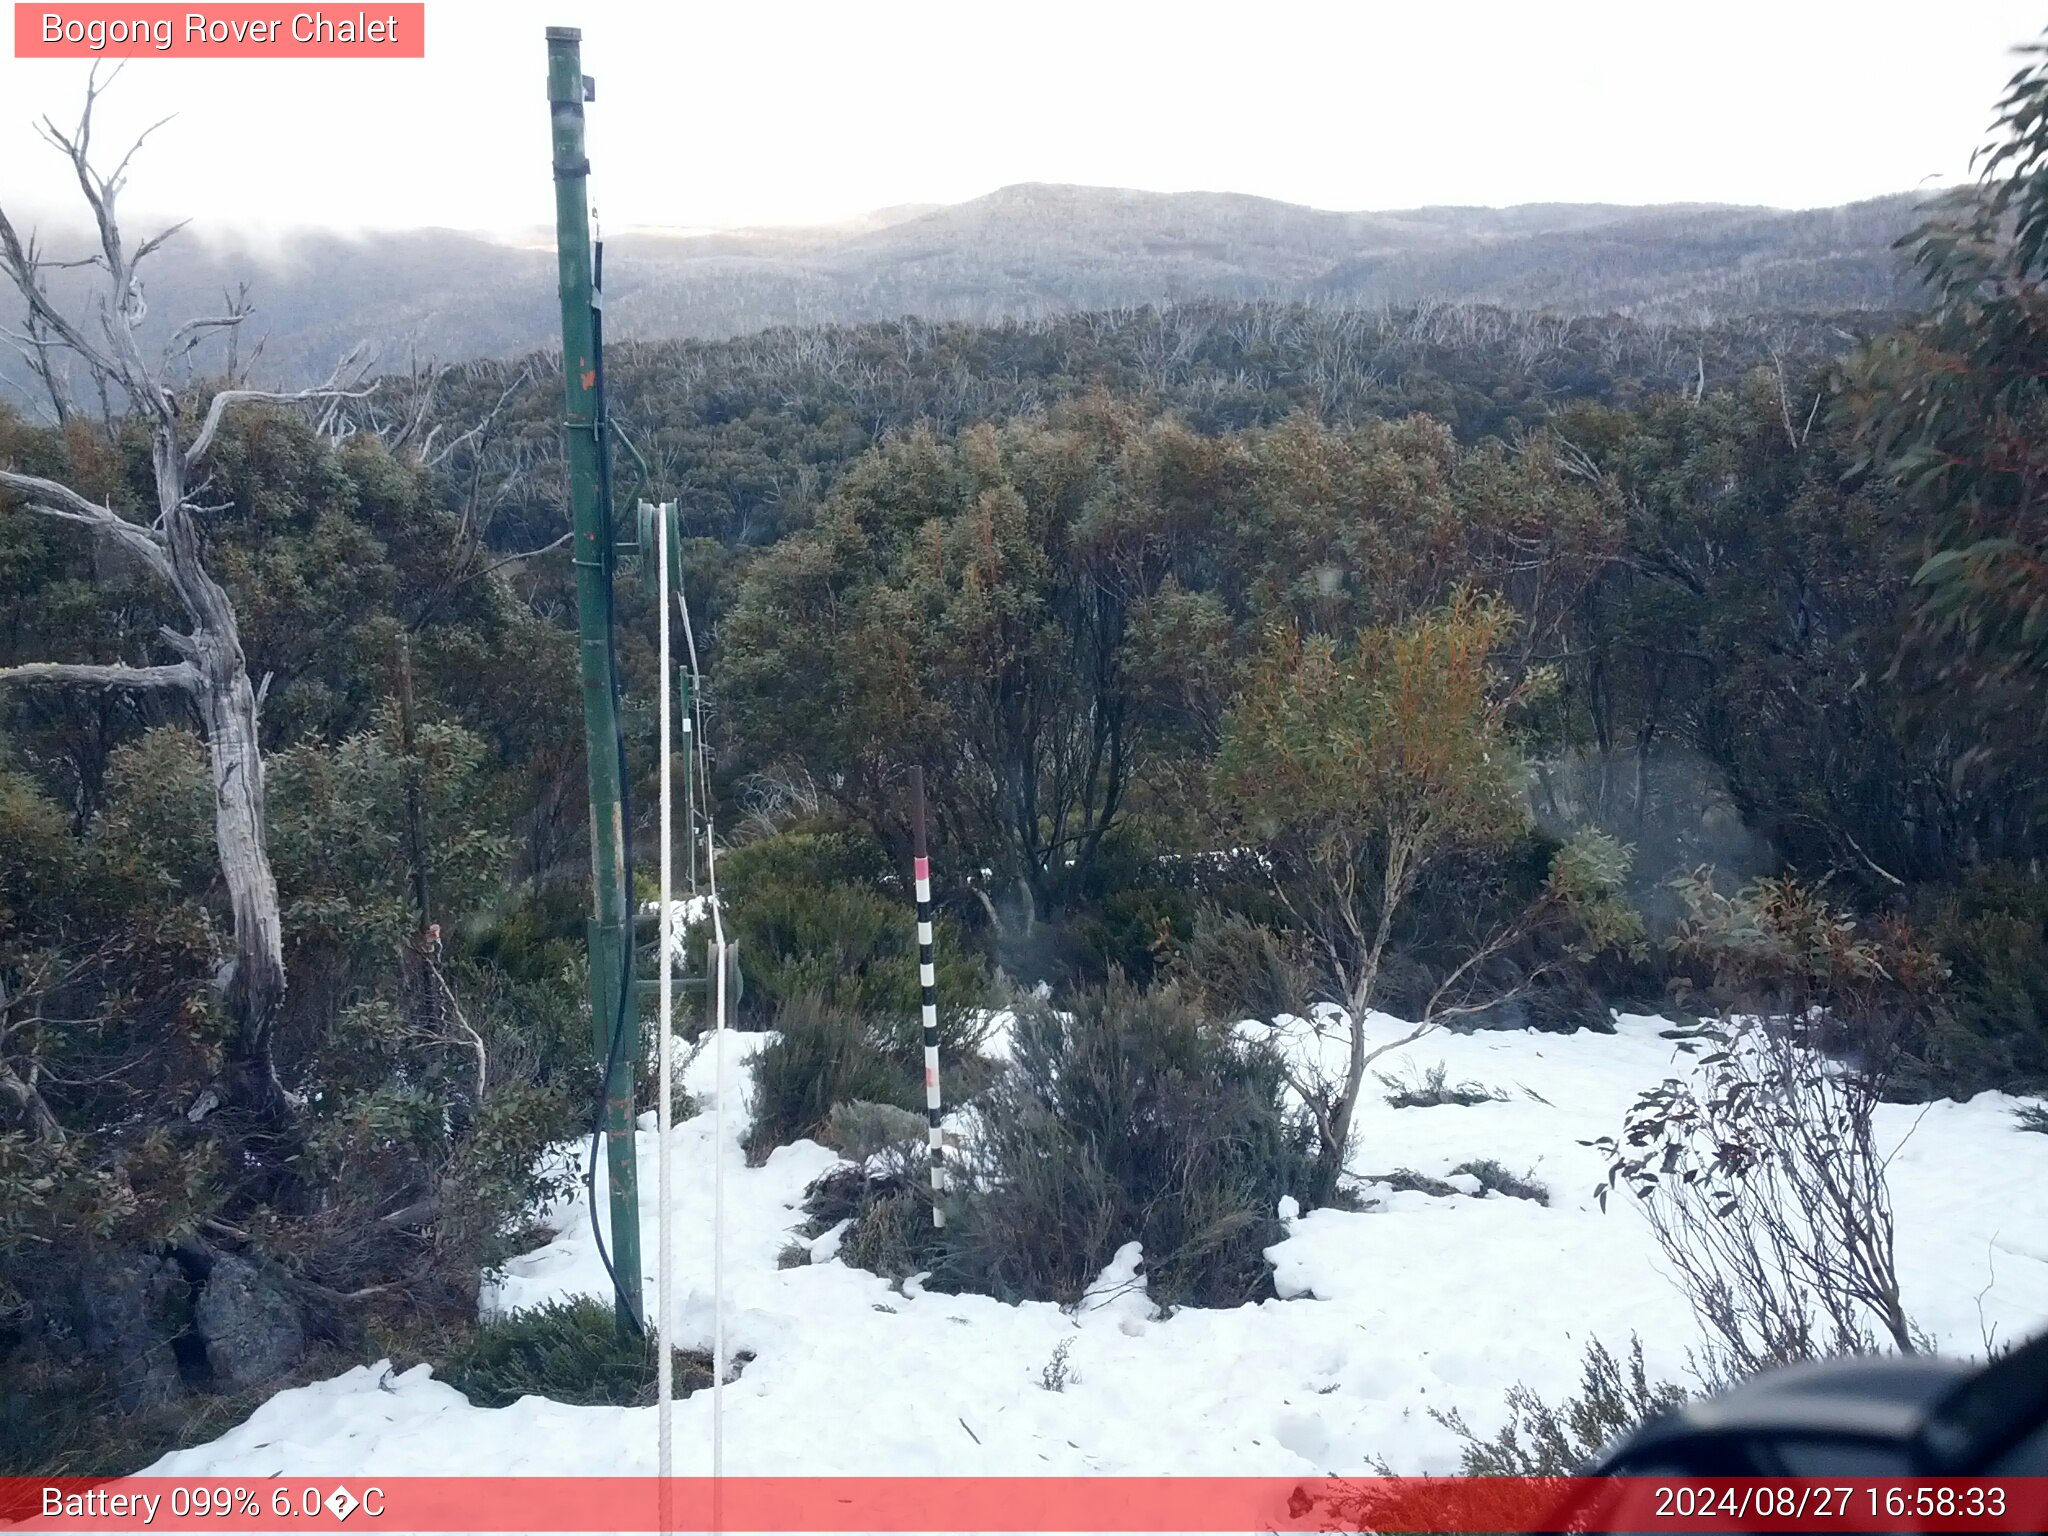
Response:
[716,827,989,1032]
[1845,34,2048,705]
[1216,588,1531,870]
[86,728,214,902]
[1546,829,1645,959]
[724,410,1151,907]
[266,704,509,962]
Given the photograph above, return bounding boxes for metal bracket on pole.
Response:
[634,500,685,601]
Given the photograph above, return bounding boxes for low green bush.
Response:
[838,1184,943,1283]
[1174,907,1320,1023]
[745,995,922,1161]
[1449,1158,1550,1204]
[1434,1335,1687,1475]
[945,977,1311,1309]
[1912,865,2048,1096]
[795,1157,946,1286]
[438,1297,722,1409]
[821,1099,931,1161]
[714,827,990,1029]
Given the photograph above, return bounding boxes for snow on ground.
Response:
[147,1014,2048,1480]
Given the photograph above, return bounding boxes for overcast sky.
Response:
[1,1,2042,238]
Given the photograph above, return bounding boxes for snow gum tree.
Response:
[0,77,366,1131]
[1216,589,1638,1203]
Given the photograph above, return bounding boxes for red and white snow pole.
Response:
[911,766,946,1228]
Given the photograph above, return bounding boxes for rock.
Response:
[75,1253,186,1409]
[194,1255,304,1389]
[1458,994,1531,1032]
[822,1099,928,1161]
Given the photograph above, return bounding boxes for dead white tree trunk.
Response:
[0,72,368,1126]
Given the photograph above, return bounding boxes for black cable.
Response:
[581,232,646,1338]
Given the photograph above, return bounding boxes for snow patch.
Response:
[146,1012,2048,1478]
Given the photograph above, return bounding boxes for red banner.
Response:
[13,5,425,58]
[3,1477,2046,1532]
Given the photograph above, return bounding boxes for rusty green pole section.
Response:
[547,25,642,1335]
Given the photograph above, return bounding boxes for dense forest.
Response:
[4,47,2048,1478]
[0,184,1930,398]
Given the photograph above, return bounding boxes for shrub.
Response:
[746,996,922,1161]
[1365,1168,1461,1198]
[1913,865,2048,1095]
[1039,1337,1078,1392]
[822,1099,931,1162]
[438,1298,724,1409]
[1363,1162,1545,1204]
[945,977,1311,1309]
[1033,829,1217,988]
[715,827,990,1032]
[1378,1062,1506,1108]
[445,1083,585,1274]
[467,881,588,988]
[1434,1335,1687,1475]
[837,1184,942,1283]
[719,825,888,892]
[1594,877,1928,1377]
[1175,907,1319,1023]
[799,1161,878,1230]
[1530,967,1622,1033]
[795,1151,946,1285]
[776,1239,812,1269]
[1449,1158,1550,1204]
[0,1341,363,1477]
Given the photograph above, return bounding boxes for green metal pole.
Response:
[546,25,642,1335]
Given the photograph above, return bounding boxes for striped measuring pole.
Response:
[910,766,946,1227]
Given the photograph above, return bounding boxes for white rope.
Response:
[671,515,730,1507]
[655,505,675,1523]
[706,780,729,1497]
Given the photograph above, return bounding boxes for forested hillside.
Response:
[402,302,1891,558]
[1,184,1930,396]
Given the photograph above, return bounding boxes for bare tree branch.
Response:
[156,624,199,659]
[446,530,573,591]
[0,206,125,383]
[185,356,375,470]
[131,215,189,267]
[0,468,172,580]
[0,1057,64,1144]
[163,306,248,367]
[0,659,196,692]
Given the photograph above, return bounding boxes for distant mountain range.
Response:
[3,182,1938,394]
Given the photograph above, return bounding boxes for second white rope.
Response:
[654,505,675,1519]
